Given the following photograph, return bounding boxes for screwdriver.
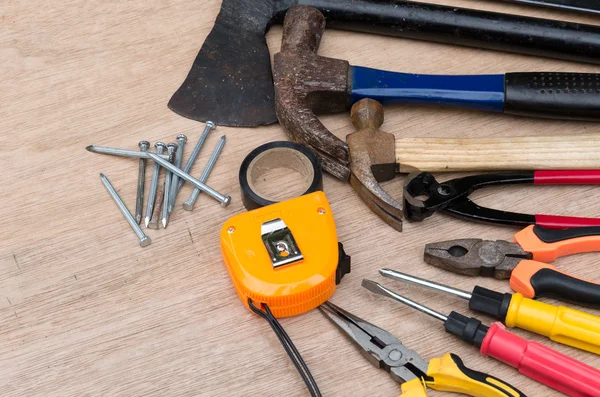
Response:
[380,269,600,355]
[362,279,600,397]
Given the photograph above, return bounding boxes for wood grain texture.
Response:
[1,1,600,396]
[395,134,600,172]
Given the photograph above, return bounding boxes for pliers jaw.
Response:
[319,301,429,384]
[403,172,457,222]
[424,239,532,279]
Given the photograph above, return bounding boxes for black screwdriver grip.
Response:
[504,73,600,120]
[530,268,600,306]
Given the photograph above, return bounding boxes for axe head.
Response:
[169,0,295,127]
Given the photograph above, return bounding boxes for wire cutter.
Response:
[425,225,600,305]
[319,301,523,397]
[403,170,600,229]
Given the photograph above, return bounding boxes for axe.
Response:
[273,6,600,180]
[169,0,600,127]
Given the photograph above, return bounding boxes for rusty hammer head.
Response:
[274,7,403,229]
[273,6,351,181]
[348,99,403,231]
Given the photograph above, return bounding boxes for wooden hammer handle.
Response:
[396,134,600,173]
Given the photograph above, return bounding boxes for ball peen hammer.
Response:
[348,99,600,232]
[273,6,600,180]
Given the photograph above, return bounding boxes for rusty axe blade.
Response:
[168,0,278,127]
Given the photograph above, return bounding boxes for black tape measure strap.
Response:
[239,141,323,211]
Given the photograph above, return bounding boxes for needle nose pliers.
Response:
[424,225,600,305]
[403,170,600,229]
[319,301,523,397]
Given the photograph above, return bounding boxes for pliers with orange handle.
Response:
[319,301,525,397]
[425,225,600,305]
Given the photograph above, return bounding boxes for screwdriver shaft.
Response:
[361,280,448,322]
[379,269,472,300]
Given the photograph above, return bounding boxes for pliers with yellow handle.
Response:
[320,301,525,397]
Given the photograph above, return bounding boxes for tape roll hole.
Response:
[247,147,315,203]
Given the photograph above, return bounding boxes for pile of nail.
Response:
[89,122,229,247]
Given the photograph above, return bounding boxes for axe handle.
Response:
[395,134,600,173]
[316,0,600,65]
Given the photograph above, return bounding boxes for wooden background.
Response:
[2,1,600,395]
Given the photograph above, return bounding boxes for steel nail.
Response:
[162,143,178,228]
[146,152,231,207]
[183,135,226,211]
[144,142,166,227]
[135,141,150,224]
[148,183,164,229]
[168,134,188,213]
[100,173,151,247]
[86,145,169,160]
[177,121,215,192]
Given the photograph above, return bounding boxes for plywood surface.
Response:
[1,1,600,396]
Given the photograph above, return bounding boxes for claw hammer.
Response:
[348,99,600,232]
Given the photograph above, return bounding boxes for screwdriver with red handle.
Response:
[362,279,600,397]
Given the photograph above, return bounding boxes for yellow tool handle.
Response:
[395,134,600,172]
[400,378,428,397]
[425,353,524,397]
[506,293,600,354]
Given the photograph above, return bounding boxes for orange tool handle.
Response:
[511,260,600,305]
[514,225,600,263]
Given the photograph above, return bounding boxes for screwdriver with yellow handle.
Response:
[320,301,525,397]
[381,269,600,355]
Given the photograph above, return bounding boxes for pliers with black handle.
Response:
[403,171,600,229]
[320,301,524,397]
[425,225,600,305]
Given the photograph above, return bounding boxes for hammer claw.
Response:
[347,99,403,230]
[350,172,404,232]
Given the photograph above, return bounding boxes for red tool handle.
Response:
[534,170,600,184]
[480,322,600,397]
[535,214,600,229]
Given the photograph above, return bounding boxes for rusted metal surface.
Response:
[169,0,600,127]
[273,6,351,180]
[274,9,404,227]
[168,0,280,127]
[424,239,529,279]
[347,99,403,231]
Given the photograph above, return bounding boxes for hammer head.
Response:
[347,99,403,231]
[274,6,352,180]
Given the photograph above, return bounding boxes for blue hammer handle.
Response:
[351,66,600,120]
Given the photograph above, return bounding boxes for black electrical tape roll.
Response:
[239,141,323,211]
